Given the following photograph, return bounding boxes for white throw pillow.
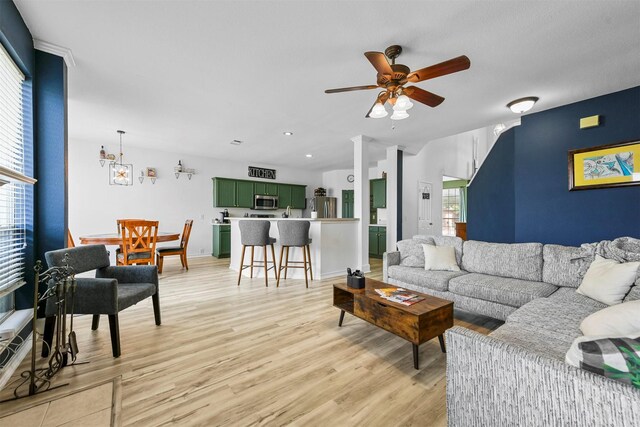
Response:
[580,300,640,336]
[576,255,640,305]
[422,244,460,272]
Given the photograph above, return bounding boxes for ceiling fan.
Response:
[325,45,470,119]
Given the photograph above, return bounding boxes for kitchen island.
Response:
[228,218,359,280]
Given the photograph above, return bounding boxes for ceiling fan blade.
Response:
[403,86,445,107]
[325,85,379,94]
[365,92,390,118]
[407,55,471,83]
[364,51,393,76]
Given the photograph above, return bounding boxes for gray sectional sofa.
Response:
[383,235,640,426]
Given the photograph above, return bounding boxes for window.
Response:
[0,42,26,323]
[442,188,460,236]
[442,178,468,237]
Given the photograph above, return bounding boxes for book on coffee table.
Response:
[375,287,425,306]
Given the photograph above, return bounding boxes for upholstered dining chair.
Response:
[155,219,193,274]
[117,220,159,266]
[42,244,161,358]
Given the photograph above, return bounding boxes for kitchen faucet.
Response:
[286,205,292,218]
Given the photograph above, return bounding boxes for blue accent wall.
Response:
[32,51,67,293]
[0,0,34,76]
[467,128,515,243]
[468,87,640,246]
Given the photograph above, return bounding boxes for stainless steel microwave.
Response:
[254,194,278,210]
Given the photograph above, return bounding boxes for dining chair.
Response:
[67,230,76,248]
[116,218,145,233]
[117,220,159,266]
[155,219,194,274]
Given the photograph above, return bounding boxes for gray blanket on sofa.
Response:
[575,236,640,276]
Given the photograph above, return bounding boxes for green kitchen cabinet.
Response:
[370,178,387,209]
[368,226,387,258]
[213,178,254,208]
[342,190,354,218]
[278,184,292,207]
[290,185,306,209]
[213,178,237,207]
[254,182,278,196]
[236,180,255,208]
[212,224,231,258]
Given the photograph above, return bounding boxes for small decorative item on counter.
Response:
[347,268,365,289]
[382,171,387,179]
[99,146,106,159]
[314,187,327,196]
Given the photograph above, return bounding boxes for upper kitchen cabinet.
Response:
[213,178,254,208]
[254,182,278,196]
[290,185,306,209]
[370,178,386,208]
[278,184,292,207]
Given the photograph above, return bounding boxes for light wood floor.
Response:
[0,256,502,426]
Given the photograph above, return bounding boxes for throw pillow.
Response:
[581,300,640,336]
[422,244,460,272]
[576,255,640,305]
[565,335,640,389]
[396,239,426,268]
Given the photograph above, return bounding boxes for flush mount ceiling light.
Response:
[283,131,293,136]
[507,97,539,114]
[305,154,313,158]
[109,130,133,186]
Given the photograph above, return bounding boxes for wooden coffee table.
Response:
[333,278,454,369]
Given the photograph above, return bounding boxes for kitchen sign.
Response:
[248,166,276,180]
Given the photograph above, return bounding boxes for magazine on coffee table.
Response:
[375,287,425,306]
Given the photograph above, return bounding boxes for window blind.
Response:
[0,42,26,298]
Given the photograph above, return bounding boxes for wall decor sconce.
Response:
[174,160,195,180]
[99,146,116,167]
[139,167,157,184]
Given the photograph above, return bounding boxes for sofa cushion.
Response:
[506,298,602,338]
[543,244,593,288]
[396,239,431,268]
[413,235,463,266]
[448,273,557,308]
[546,287,607,309]
[387,265,466,292]
[576,255,640,306]
[422,244,460,272]
[462,241,543,281]
[490,321,576,361]
[581,300,640,336]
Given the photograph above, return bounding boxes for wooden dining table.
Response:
[79,231,181,245]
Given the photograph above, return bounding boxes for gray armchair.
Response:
[42,244,161,358]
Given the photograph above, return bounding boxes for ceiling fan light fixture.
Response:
[390,110,409,121]
[369,102,388,118]
[507,96,539,114]
[394,94,414,111]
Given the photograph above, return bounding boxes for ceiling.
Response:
[15,1,640,171]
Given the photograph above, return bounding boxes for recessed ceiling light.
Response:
[507,97,539,114]
[230,139,243,145]
[283,131,293,136]
[305,154,312,158]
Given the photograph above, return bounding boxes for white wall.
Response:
[69,141,323,259]
[402,125,494,239]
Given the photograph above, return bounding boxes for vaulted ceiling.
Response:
[15,1,640,170]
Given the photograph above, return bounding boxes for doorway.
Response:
[442,176,468,238]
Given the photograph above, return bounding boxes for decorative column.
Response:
[385,146,403,252]
[351,135,371,273]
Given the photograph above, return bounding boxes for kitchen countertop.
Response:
[370,224,387,227]
[227,217,359,222]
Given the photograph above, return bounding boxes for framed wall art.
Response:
[568,140,640,191]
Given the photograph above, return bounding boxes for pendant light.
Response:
[109,130,133,186]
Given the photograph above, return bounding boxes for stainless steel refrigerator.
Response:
[311,197,337,218]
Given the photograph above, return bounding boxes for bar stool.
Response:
[237,220,278,287]
[277,221,313,288]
